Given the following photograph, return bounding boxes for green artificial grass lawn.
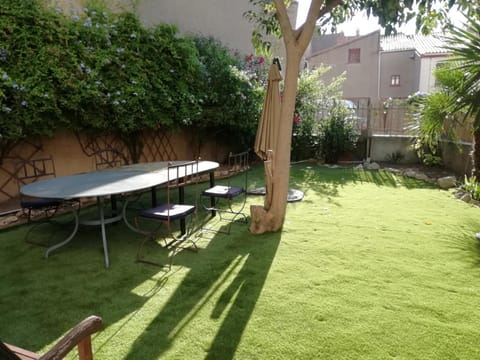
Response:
[1,163,480,359]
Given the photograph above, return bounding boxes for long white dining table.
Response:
[20,160,219,268]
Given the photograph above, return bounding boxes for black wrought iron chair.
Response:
[201,150,249,234]
[15,156,78,246]
[16,156,62,223]
[136,160,200,269]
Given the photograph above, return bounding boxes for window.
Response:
[390,75,400,87]
[348,48,361,64]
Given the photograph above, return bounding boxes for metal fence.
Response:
[367,105,411,136]
[354,105,473,143]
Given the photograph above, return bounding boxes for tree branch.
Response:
[294,0,343,44]
[273,0,295,45]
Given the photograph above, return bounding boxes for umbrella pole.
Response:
[264,150,274,210]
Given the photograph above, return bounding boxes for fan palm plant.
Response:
[445,18,480,177]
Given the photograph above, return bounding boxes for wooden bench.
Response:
[2,315,102,360]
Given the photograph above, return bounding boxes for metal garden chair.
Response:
[136,160,200,269]
[15,156,79,246]
[201,150,249,234]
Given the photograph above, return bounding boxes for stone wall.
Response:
[368,134,473,177]
[368,135,419,163]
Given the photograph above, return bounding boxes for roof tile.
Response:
[381,33,448,55]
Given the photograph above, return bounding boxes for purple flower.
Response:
[0,49,8,61]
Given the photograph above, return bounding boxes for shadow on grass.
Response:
[289,163,436,199]
[445,220,480,269]
[124,223,281,359]
[0,162,443,357]
[0,220,164,352]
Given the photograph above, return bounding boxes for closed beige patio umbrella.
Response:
[254,61,282,160]
[250,59,304,208]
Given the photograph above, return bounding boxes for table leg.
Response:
[151,187,157,207]
[97,196,110,268]
[45,206,80,258]
[179,181,186,235]
[209,172,216,217]
[111,194,118,216]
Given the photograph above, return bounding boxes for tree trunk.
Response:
[249,51,301,233]
[249,0,320,234]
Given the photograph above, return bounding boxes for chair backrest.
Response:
[166,160,200,209]
[15,156,56,188]
[227,150,249,188]
[167,160,199,187]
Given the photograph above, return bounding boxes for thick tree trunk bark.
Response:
[250,52,301,233]
[249,0,318,234]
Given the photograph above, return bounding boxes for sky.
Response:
[296,0,465,36]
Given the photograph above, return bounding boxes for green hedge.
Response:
[0,0,263,160]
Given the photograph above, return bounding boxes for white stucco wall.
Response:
[369,135,418,163]
[418,55,449,93]
[135,0,298,57]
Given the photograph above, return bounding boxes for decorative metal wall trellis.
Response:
[76,130,178,166]
[76,133,129,169]
[0,141,45,213]
[0,130,178,214]
[140,129,177,162]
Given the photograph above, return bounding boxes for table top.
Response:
[20,160,219,199]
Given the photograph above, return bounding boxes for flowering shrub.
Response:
[192,36,264,152]
[240,53,269,86]
[0,0,263,161]
[291,67,346,161]
[0,1,66,158]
